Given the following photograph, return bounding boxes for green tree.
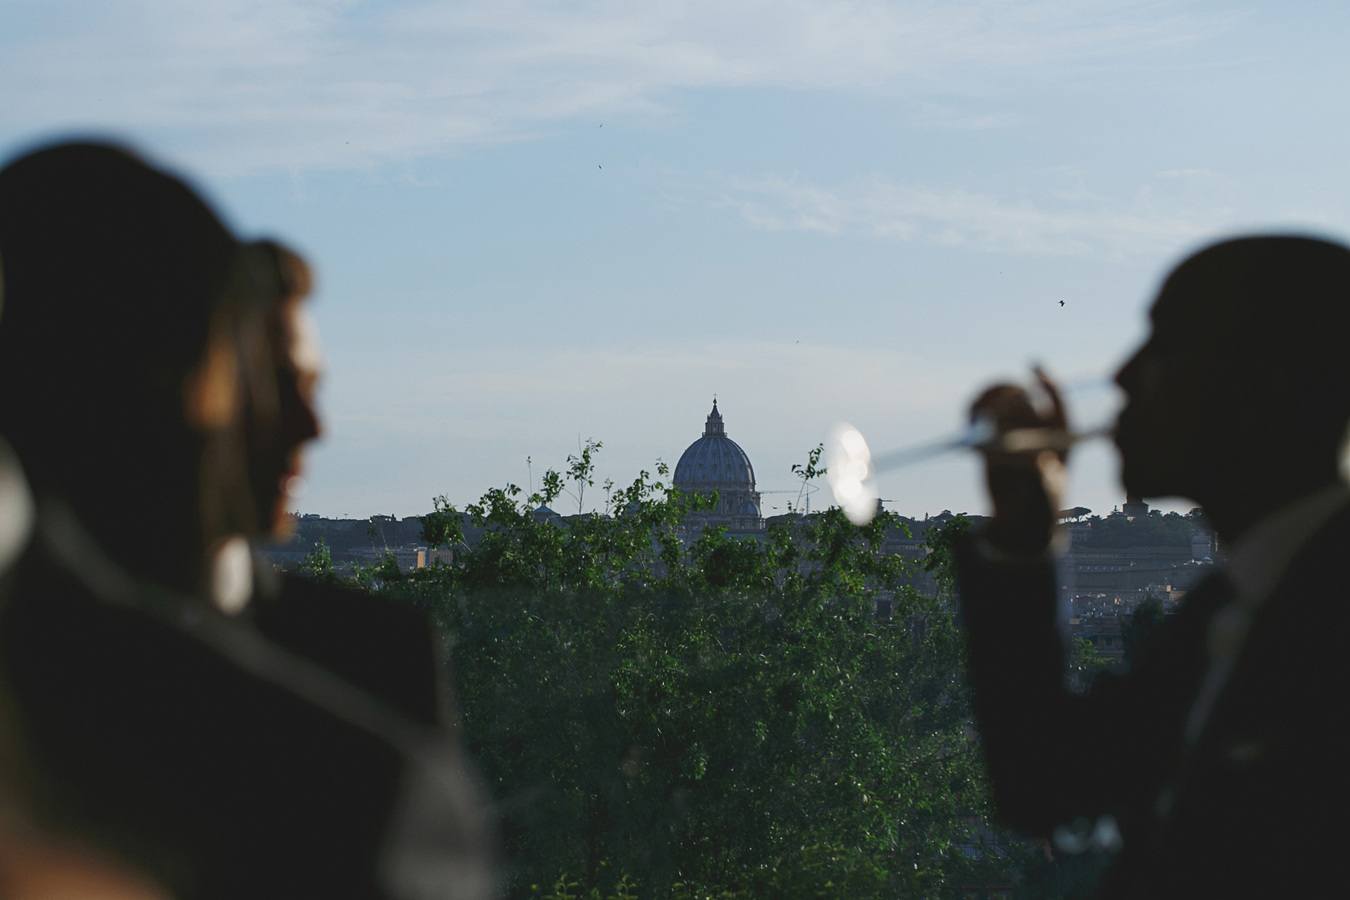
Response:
[300,537,335,581]
[1068,637,1111,690]
[342,447,1041,897]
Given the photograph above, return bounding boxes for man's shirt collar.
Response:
[1223,481,1350,611]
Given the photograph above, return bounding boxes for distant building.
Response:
[416,546,455,568]
[531,505,564,526]
[1059,502,1220,672]
[1072,615,1126,666]
[349,544,424,571]
[673,400,764,533]
[1058,502,1217,611]
[1122,496,1149,519]
[1190,525,1217,562]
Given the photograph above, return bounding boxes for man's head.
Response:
[242,239,323,541]
[0,140,252,573]
[1114,235,1350,506]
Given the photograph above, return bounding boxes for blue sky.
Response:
[4,0,1349,519]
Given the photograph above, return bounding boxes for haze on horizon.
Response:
[4,0,1348,521]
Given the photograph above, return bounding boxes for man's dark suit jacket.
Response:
[0,509,492,899]
[956,505,1350,898]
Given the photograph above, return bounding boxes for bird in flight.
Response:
[1059,300,1065,307]
[598,164,603,169]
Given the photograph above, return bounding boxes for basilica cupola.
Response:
[673,399,762,531]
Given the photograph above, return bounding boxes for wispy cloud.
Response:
[1,0,1218,175]
[1156,167,1219,179]
[716,173,1222,258]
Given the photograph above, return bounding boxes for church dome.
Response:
[673,400,757,490]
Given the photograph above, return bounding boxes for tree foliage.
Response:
[1073,510,1196,548]
[345,448,1048,897]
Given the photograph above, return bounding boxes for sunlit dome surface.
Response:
[673,400,757,491]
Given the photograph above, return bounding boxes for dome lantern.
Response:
[704,399,725,437]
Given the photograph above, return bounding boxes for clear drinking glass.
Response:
[826,376,1119,525]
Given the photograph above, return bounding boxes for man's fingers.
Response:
[1031,365,1069,429]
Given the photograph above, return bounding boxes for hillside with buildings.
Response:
[262,401,1218,670]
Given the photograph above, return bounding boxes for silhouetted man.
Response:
[0,140,492,898]
[957,235,1350,897]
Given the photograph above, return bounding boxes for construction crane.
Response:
[758,482,821,514]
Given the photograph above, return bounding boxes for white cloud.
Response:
[0,0,1218,175]
[718,173,1218,258]
[1157,168,1219,179]
[335,337,969,433]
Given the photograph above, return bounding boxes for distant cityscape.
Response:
[263,400,1218,669]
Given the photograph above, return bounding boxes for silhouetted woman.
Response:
[0,140,493,899]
